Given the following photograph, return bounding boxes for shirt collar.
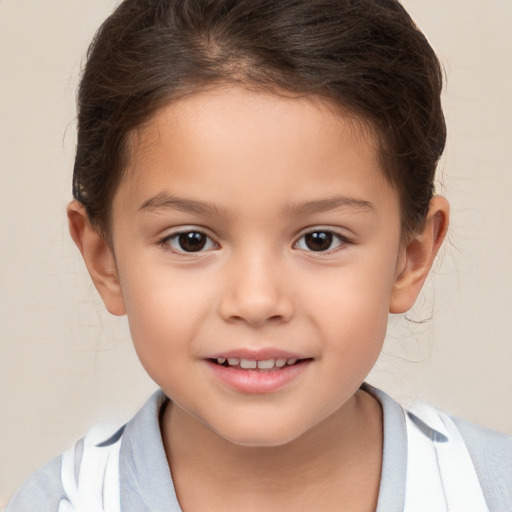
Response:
[406,402,449,442]
[119,389,181,511]
[119,385,414,512]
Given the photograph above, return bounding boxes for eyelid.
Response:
[296,225,352,240]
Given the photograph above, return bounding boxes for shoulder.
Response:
[452,414,512,463]
[6,391,168,512]
[6,425,124,512]
[451,414,512,510]
[406,401,512,511]
[6,455,64,512]
[364,383,512,511]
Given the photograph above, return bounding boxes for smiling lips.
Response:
[213,357,300,370]
[206,351,312,393]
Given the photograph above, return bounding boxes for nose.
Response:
[218,251,294,327]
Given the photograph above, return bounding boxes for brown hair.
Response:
[73,0,445,236]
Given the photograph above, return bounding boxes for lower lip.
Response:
[205,360,311,394]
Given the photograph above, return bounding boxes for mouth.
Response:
[205,354,313,393]
[209,357,311,371]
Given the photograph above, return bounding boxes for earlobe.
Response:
[67,200,126,316]
[389,196,449,314]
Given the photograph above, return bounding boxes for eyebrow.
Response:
[285,195,375,216]
[139,192,375,217]
[139,192,225,215]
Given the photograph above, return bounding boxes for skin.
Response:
[68,86,449,511]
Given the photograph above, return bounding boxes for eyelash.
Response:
[157,228,351,255]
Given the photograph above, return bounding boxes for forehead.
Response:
[115,86,397,219]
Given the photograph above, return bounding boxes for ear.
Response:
[67,200,126,316]
[390,196,449,314]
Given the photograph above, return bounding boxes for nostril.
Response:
[218,282,295,326]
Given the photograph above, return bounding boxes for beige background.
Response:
[1,0,511,502]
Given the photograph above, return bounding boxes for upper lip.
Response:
[206,348,309,361]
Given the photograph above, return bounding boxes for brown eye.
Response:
[178,232,207,252]
[304,232,333,251]
[165,231,216,253]
[296,231,345,252]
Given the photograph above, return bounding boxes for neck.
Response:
[161,389,383,512]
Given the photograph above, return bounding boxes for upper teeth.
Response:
[220,358,298,369]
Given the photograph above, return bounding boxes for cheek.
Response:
[117,263,215,362]
[299,255,397,350]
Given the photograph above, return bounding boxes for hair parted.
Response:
[73,0,446,236]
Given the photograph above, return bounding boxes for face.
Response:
[109,86,404,446]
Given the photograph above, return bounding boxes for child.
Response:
[7,0,511,511]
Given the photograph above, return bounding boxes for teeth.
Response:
[219,357,301,369]
[240,359,257,369]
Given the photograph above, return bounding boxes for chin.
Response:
[211,419,309,448]
[223,433,300,448]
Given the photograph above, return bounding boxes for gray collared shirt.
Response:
[7,385,512,511]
